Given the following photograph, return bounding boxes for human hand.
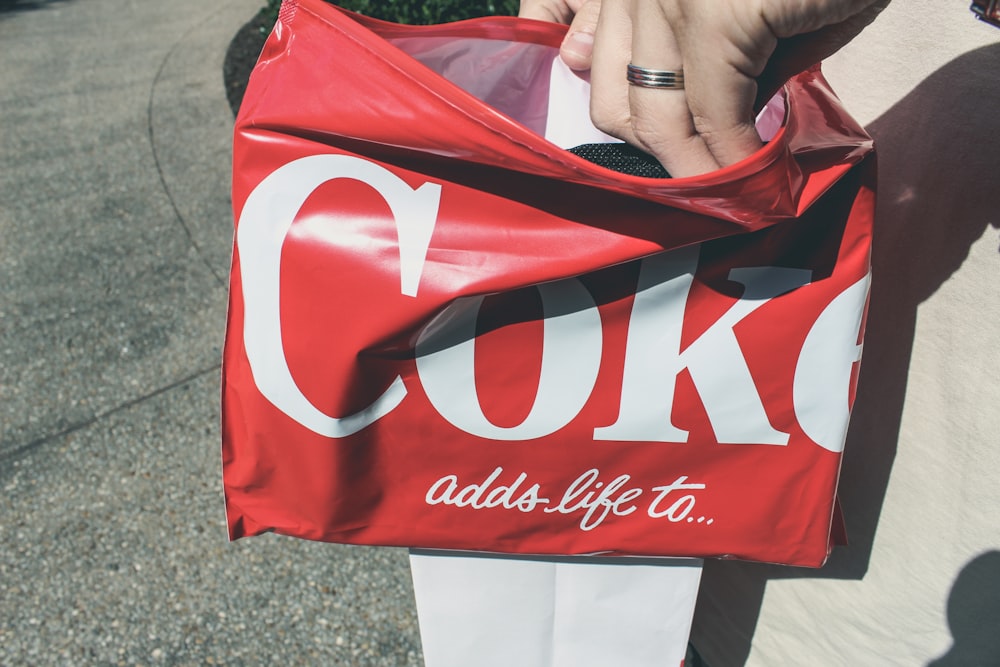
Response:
[518,0,604,70]
[520,0,889,177]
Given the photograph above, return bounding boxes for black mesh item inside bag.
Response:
[568,143,671,178]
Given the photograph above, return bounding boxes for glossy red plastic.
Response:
[223,0,876,567]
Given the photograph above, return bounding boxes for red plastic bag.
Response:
[223,0,874,567]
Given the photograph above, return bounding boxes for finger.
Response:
[681,51,764,168]
[764,0,890,37]
[627,0,719,176]
[755,0,891,109]
[587,0,636,143]
[665,5,764,168]
[560,0,603,70]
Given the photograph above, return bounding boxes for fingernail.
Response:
[563,31,594,60]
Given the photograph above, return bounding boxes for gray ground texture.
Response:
[0,1,422,664]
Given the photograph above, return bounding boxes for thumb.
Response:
[560,0,602,70]
[755,1,890,110]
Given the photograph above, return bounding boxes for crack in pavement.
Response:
[0,363,221,465]
[146,3,237,289]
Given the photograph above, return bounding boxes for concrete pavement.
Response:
[0,0,421,664]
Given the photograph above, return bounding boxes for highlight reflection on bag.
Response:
[222,0,875,567]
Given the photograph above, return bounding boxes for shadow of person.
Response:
[692,42,1000,666]
[0,0,69,16]
[928,551,1000,666]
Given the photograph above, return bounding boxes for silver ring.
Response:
[627,63,684,89]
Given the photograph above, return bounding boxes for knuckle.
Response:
[690,112,721,139]
[630,116,677,155]
[590,104,629,138]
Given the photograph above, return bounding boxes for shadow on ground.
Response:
[224,10,271,115]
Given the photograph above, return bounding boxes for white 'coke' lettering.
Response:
[237,154,440,438]
[793,274,869,452]
[593,249,811,445]
[415,280,603,440]
[237,155,870,449]
[413,247,811,443]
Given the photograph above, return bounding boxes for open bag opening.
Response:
[384,32,787,173]
[243,0,872,223]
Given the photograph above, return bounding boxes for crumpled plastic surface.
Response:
[223,0,875,567]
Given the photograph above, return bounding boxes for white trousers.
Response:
[409,550,702,667]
